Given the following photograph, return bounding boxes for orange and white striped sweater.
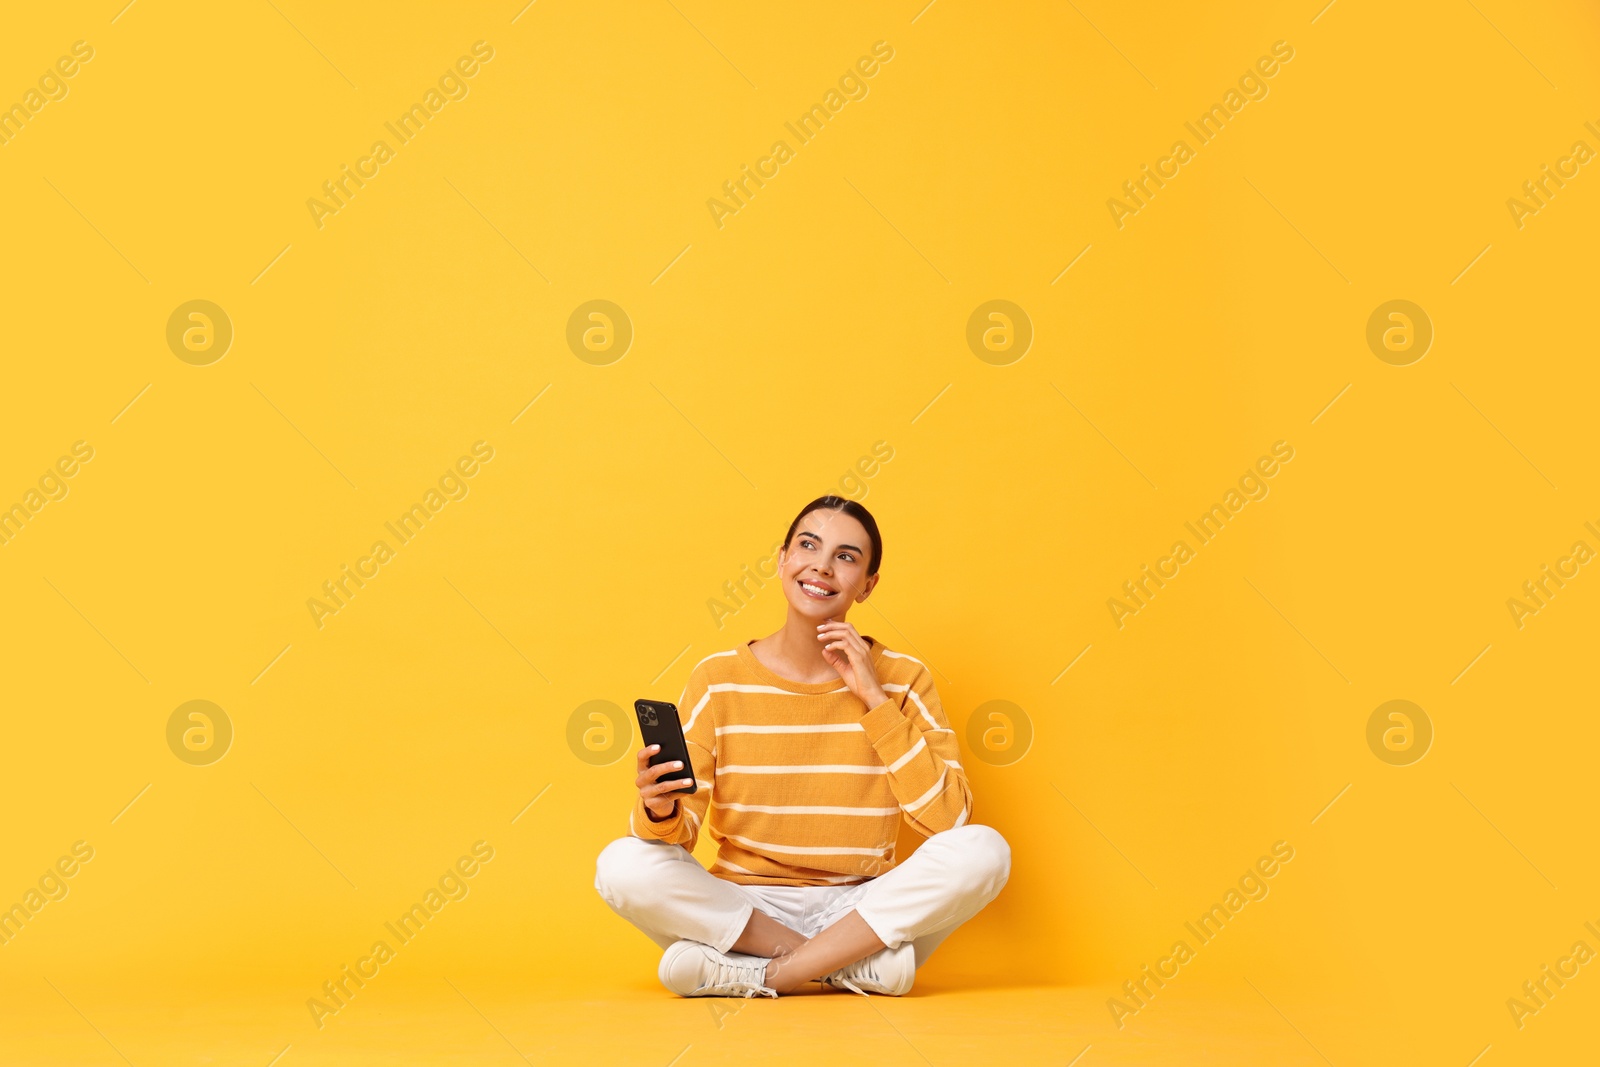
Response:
[629,636,972,886]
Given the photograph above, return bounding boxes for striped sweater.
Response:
[629,636,972,886]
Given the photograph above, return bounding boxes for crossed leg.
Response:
[751,909,884,993]
[595,825,1011,994]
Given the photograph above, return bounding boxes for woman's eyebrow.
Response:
[799,529,862,554]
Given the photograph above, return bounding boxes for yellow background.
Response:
[2,1,1598,1063]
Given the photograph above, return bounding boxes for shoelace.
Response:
[822,955,880,996]
[702,956,777,998]
[830,974,870,996]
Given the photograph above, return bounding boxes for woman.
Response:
[594,495,1010,997]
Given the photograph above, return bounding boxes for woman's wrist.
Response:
[644,799,678,821]
[861,686,889,710]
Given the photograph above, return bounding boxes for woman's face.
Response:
[779,509,878,620]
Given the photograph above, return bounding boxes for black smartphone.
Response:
[634,699,696,795]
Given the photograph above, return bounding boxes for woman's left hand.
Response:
[818,620,889,710]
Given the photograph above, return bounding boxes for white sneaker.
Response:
[819,940,916,996]
[658,941,778,998]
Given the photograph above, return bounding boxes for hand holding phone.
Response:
[634,699,696,821]
[635,746,686,820]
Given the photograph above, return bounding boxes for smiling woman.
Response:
[706,444,895,630]
[597,494,1012,1000]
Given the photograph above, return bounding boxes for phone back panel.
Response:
[634,700,697,795]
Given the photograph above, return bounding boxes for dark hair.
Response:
[782,495,883,577]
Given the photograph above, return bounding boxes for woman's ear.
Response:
[859,572,880,601]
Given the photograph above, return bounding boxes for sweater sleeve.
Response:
[857,666,972,837]
[629,663,716,850]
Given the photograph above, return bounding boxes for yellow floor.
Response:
[7,972,1387,1066]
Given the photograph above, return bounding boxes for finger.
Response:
[819,631,865,661]
[838,640,879,686]
[635,759,683,788]
[634,746,658,777]
[644,778,692,798]
[826,638,864,661]
[644,759,686,783]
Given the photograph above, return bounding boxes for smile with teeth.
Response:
[799,580,838,598]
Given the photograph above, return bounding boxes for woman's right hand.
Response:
[635,744,689,820]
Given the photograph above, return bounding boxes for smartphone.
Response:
[634,699,697,795]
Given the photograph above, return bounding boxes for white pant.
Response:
[594,825,1010,969]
